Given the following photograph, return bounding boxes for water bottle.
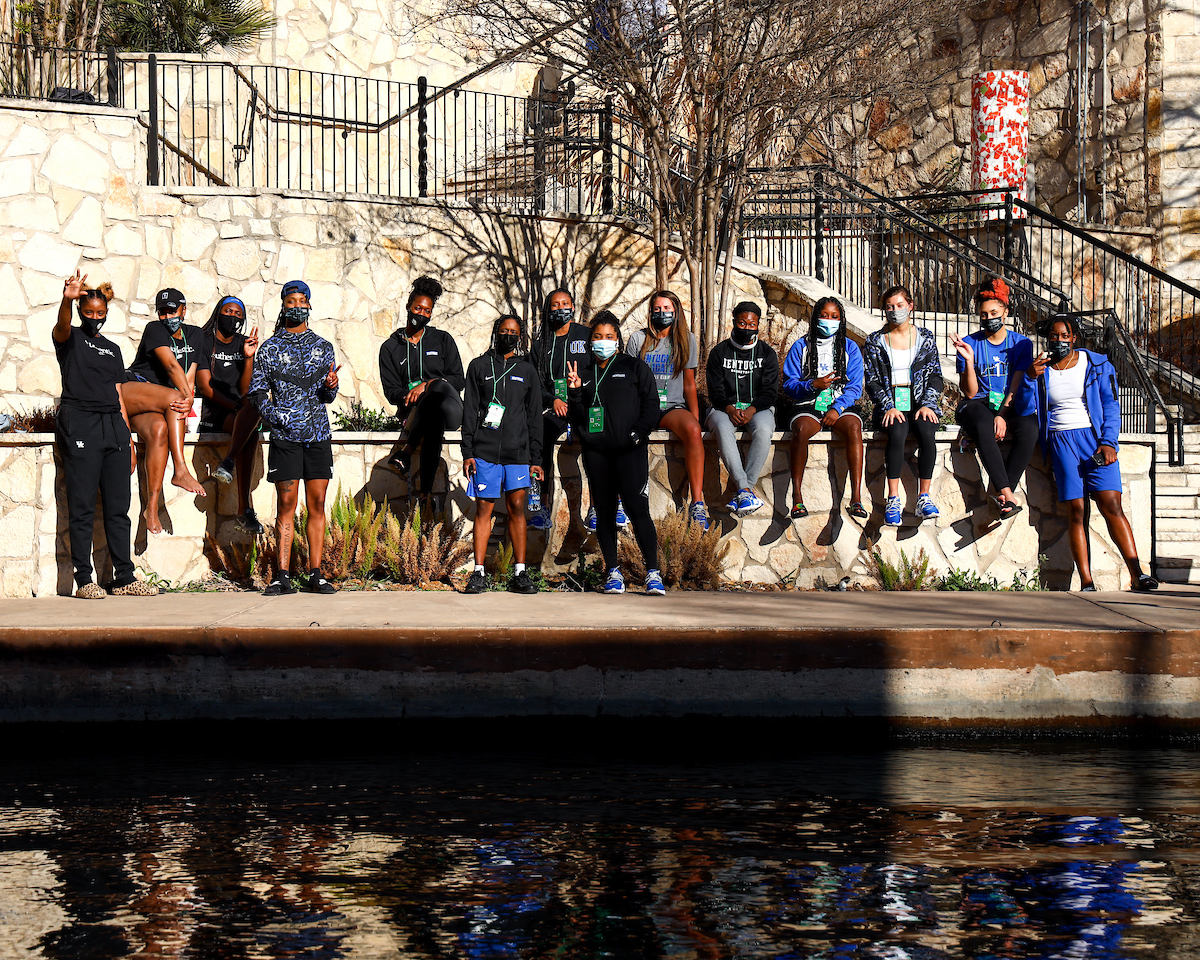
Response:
[528,475,542,512]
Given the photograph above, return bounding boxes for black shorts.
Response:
[267,437,334,483]
[787,402,863,427]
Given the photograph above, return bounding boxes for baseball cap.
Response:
[156,288,186,313]
[281,280,311,300]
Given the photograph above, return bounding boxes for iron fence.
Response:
[0,41,118,105]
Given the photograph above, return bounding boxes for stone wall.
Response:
[0,430,1155,597]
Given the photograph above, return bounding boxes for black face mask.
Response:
[731,326,757,346]
[650,310,675,330]
[496,332,520,354]
[549,307,573,328]
[1048,339,1073,363]
[281,306,309,328]
[981,315,1004,334]
[217,312,242,336]
[78,308,104,335]
[407,310,429,331]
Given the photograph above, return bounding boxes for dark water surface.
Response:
[2,724,1200,958]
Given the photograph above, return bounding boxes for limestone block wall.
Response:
[1162,0,1200,282]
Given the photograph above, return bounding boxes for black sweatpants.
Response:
[56,405,135,588]
[957,399,1039,494]
[540,411,570,505]
[405,380,463,494]
[582,445,658,572]
[883,410,938,480]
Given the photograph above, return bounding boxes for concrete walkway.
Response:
[1,588,1197,723]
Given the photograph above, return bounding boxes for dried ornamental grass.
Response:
[618,508,730,590]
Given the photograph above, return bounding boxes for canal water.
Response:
[1,727,1198,958]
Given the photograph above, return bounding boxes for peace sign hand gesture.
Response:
[566,361,582,390]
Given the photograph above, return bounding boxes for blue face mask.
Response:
[816,317,840,338]
[160,313,183,334]
[591,339,618,360]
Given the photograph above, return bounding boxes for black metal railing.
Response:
[0,41,119,105]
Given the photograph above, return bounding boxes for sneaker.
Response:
[1135,573,1159,591]
[305,569,336,594]
[732,490,764,517]
[508,569,538,594]
[528,508,554,530]
[584,506,598,533]
[464,570,489,594]
[644,568,666,595]
[602,567,626,594]
[111,578,159,596]
[884,496,903,526]
[615,498,630,527]
[75,581,105,600]
[263,571,296,596]
[212,456,235,484]
[236,508,265,536]
[689,500,710,531]
[915,494,940,521]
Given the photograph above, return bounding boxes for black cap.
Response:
[732,300,762,319]
[156,288,185,313]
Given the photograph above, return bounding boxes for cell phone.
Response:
[1091,449,1107,466]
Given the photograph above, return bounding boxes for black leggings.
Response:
[541,411,569,505]
[582,445,658,571]
[883,410,938,480]
[957,400,1039,494]
[56,405,135,588]
[405,380,463,494]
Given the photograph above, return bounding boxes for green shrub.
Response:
[870,547,937,591]
[332,401,402,433]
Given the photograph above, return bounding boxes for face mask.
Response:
[731,326,757,347]
[981,315,1004,334]
[281,306,309,328]
[816,317,840,338]
[650,309,675,330]
[1048,339,1073,363]
[160,313,184,334]
[496,332,520,354]
[78,308,104,335]
[549,307,574,328]
[591,339,617,360]
[407,310,429,330]
[217,312,242,336]
[885,306,910,326]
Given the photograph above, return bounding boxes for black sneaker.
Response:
[1135,573,1159,591]
[508,570,537,594]
[263,571,295,596]
[464,570,489,594]
[212,456,236,484]
[306,569,336,594]
[236,508,265,536]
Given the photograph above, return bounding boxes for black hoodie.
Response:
[378,326,465,409]
[706,338,780,412]
[461,350,543,465]
[567,352,660,452]
[531,320,593,409]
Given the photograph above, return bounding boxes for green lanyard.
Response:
[592,356,615,407]
[490,355,516,404]
[174,327,190,369]
[406,334,424,384]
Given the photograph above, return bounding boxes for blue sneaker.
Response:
[528,508,553,530]
[730,489,764,517]
[916,494,940,521]
[615,498,630,527]
[884,495,903,526]
[689,500,710,530]
[602,567,626,594]
[584,506,598,532]
[645,569,666,595]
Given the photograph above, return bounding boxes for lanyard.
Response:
[406,333,424,383]
[592,355,616,407]
[490,354,516,405]
[173,327,190,368]
[551,331,568,380]
[884,326,915,372]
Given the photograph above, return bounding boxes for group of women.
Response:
[54,270,1157,599]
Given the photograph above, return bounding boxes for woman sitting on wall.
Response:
[379,275,466,500]
[198,295,264,535]
[1026,315,1157,591]
[863,285,943,526]
[625,290,710,530]
[122,287,207,534]
[53,272,157,597]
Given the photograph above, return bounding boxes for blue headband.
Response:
[219,296,246,314]
[281,280,311,300]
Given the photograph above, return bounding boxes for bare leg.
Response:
[167,407,205,496]
[507,488,528,564]
[130,411,168,534]
[660,408,706,503]
[122,381,205,498]
[275,480,299,572]
[1066,498,1091,587]
[1093,489,1144,582]
[831,415,865,504]
[305,478,330,571]
[788,416,821,506]
[473,499,496,566]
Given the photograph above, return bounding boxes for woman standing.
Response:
[782,297,867,520]
[247,280,340,596]
[122,287,208,534]
[461,314,543,595]
[863,285,943,526]
[705,301,779,517]
[53,272,157,597]
[197,295,264,535]
[567,312,665,595]
[1027,316,1157,591]
[626,290,709,529]
[950,277,1038,519]
[379,276,465,499]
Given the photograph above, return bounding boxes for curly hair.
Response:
[1039,313,1086,347]
[590,309,624,351]
[976,276,1011,306]
[80,282,115,309]
[407,275,444,309]
[490,313,528,355]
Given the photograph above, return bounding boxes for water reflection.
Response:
[0,739,1197,958]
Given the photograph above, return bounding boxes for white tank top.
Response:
[884,332,916,387]
[1046,353,1092,432]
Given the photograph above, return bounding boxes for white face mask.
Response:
[591,339,618,359]
[885,306,910,326]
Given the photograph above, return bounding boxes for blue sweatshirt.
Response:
[248,328,339,443]
[781,336,864,414]
[1027,349,1122,452]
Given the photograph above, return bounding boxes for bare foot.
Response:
[143,506,163,535]
[172,472,207,497]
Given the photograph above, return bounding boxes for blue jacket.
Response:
[781,336,864,414]
[1027,349,1121,452]
[248,328,338,443]
[862,326,943,415]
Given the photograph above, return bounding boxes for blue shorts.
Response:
[466,459,530,500]
[1048,427,1122,501]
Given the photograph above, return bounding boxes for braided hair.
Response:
[203,295,246,337]
[802,297,848,381]
[490,313,529,355]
